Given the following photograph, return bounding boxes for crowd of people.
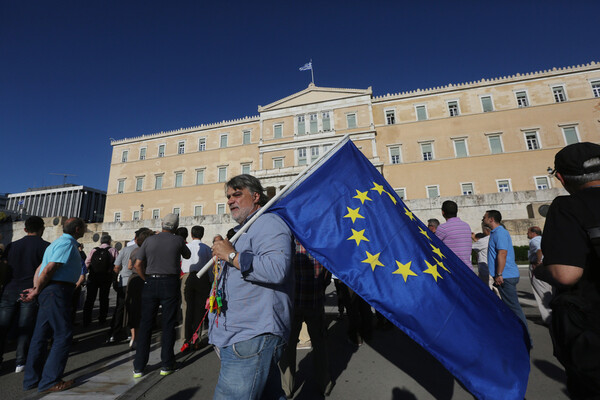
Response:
[0,141,599,399]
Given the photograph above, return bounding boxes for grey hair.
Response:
[225,174,269,206]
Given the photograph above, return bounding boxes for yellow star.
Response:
[404,207,416,221]
[418,226,431,240]
[370,182,385,195]
[347,228,370,246]
[393,260,418,282]
[353,190,372,204]
[430,244,446,259]
[423,259,443,282]
[343,207,365,224]
[384,190,397,205]
[362,251,384,271]
[434,257,450,273]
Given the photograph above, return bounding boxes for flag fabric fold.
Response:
[269,138,530,400]
[299,61,312,71]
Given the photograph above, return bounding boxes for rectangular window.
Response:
[243,130,251,145]
[488,135,503,154]
[497,179,511,193]
[273,124,283,138]
[133,210,140,221]
[178,141,185,154]
[415,105,428,121]
[346,113,357,129]
[536,176,550,190]
[195,169,204,185]
[525,131,540,150]
[154,175,163,190]
[139,148,146,160]
[297,115,305,135]
[241,163,251,175]
[217,204,226,215]
[385,109,396,125]
[175,172,183,187]
[114,212,121,222]
[121,150,128,163]
[322,112,331,131]
[515,91,529,107]
[194,205,203,216]
[421,142,433,161]
[158,144,165,157]
[135,177,144,192]
[310,146,319,162]
[447,101,459,117]
[198,138,206,151]
[592,81,600,98]
[323,144,332,153]
[220,134,228,148]
[273,158,284,169]
[453,139,468,158]
[426,185,439,198]
[389,146,401,164]
[461,183,474,195]
[481,96,494,112]
[394,188,406,200]
[173,207,180,215]
[552,86,567,103]
[152,209,160,219]
[218,166,227,183]
[309,113,318,133]
[298,147,307,165]
[117,179,125,194]
[562,126,579,145]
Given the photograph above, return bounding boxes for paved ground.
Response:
[0,266,570,400]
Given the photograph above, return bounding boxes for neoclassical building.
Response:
[106,62,600,224]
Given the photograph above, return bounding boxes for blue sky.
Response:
[1,1,598,194]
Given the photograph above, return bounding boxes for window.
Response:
[535,176,550,190]
[195,169,204,185]
[323,143,332,153]
[447,101,459,117]
[121,150,128,163]
[217,204,226,215]
[389,146,401,164]
[198,138,206,151]
[178,141,185,154]
[194,205,203,216]
[158,144,165,157]
[488,135,503,154]
[453,139,468,158]
[241,163,251,175]
[322,112,331,131]
[309,113,318,133]
[461,183,474,195]
[135,177,144,192]
[562,126,579,145]
[173,207,180,215]
[515,91,529,107]
[481,96,494,112]
[243,130,251,145]
[415,105,428,121]
[273,158,284,169]
[297,115,305,135]
[552,86,567,103]
[154,175,163,190]
[298,148,307,165]
[426,185,439,198]
[114,212,121,222]
[218,166,227,183]
[139,148,146,160]
[117,179,125,194]
[346,113,357,129]
[592,81,600,98]
[310,146,319,162]
[152,209,160,219]
[524,131,540,150]
[421,142,433,161]
[175,172,183,187]
[273,124,283,138]
[385,109,396,125]
[220,134,228,148]
[133,211,140,221]
[497,179,511,193]
[394,188,406,200]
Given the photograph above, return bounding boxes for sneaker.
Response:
[133,370,143,378]
[160,365,179,376]
[15,365,25,373]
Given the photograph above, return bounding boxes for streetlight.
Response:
[140,204,144,220]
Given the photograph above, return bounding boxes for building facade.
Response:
[106,62,600,228]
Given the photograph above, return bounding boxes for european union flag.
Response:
[269,137,530,400]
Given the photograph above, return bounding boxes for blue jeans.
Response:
[133,276,180,371]
[0,287,38,365]
[23,282,74,391]
[497,277,531,339]
[214,334,286,400]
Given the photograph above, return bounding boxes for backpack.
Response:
[89,247,113,276]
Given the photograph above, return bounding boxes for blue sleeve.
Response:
[495,230,512,251]
[47,240,71,264]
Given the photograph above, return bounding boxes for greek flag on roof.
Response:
[299,61,312,71]
[269,137,530,400]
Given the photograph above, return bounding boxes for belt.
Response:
[49,281,76,288]
[147,274,179,278]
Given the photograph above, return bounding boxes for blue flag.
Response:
[299,61,312,71]
[269,138,530,400]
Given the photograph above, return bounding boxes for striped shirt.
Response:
[435,217,473,270]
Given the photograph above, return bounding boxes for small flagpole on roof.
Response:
[310,59,314,85]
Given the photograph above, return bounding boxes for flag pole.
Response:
[196,134,351,279]
[310,59,314,84]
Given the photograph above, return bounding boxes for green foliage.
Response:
[514,246,529,262]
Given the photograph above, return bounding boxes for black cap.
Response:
[554,142,600,176]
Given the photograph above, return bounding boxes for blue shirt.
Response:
[487,226,519,279]
[39,233,82,284]
[208,212,294,348]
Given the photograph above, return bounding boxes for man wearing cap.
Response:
[535,142,600,399]
[132,214,190,377]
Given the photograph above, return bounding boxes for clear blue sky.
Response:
[1,1,598,194]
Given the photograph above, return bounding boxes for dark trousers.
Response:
[338,282,372,343]
[108,286,126,337]
[0,288,38,365]
[184,272,211,341]
[134,276,180,371]
[83,277,111,325]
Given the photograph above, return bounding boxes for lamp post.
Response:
[140,204,144,221]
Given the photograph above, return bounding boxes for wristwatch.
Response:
[228,251,238,264]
